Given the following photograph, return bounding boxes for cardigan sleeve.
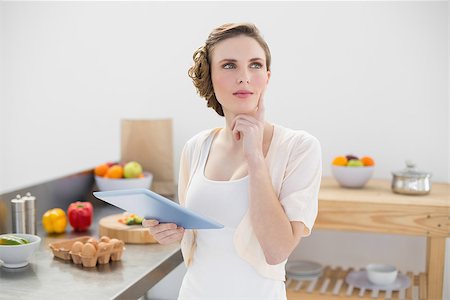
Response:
[178,142,190,207]
[278,133,322,236]
[178,136,197,267]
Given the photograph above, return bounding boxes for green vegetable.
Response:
[0,235,29,245]
[125,216,143,225]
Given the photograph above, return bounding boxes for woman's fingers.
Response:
[232,114,261,127]
[231,92,266,142]
[232,114,262,141]
[230,118,240,141]
[143,219,176,232]
[142,220,184,244]
[233,118,260,138]
[142,219,159,227]
[149,223,176,234]
[153,226,185,244]
[256,91,265,122]
[152,225,180,238]
[233,119,255,135]
[158,228,185,245]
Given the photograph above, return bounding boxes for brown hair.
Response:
[188,23,271,117]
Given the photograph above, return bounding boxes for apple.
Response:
[106,161,117,167]
[347,159,364,167]
[124,161,143,178]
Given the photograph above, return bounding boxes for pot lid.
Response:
[392,160,432,178]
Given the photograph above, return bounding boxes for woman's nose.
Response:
[237,79,250,84]
[236,70,250,84]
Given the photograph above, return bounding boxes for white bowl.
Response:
[95,171,153,191]
[331,165,374,188]
[366,264,398,285]
[0,234,41,268]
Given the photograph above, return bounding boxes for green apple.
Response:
[347,159,364,167]
[124,161,143,178]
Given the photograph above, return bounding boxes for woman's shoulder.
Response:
[183,128,220,155]
[273,124,321,152]
[185,128,218,145]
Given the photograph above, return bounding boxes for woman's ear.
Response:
[266,70,271,84]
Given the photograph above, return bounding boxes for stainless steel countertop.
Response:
[0,205,182,300]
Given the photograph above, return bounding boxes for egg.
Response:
[86,238,98,250]
[109,238,119,245]
[99,236,110,243]
[97,242,111,252]
[81,243,97,257]
[109,238,123,250]
[71,241,83,253]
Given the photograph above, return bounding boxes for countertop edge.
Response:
[113,248,183,300]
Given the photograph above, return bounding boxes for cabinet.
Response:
[287,177,449,300]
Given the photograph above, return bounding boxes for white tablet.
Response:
[93,188,224,229]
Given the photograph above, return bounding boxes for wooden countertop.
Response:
[320,177,449,207]
[301,177,449,300]
[316,177,449,238]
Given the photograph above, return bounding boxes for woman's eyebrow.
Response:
[249,57,264,62]
[218,57,264,64]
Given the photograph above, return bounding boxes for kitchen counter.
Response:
[0,205,183,300]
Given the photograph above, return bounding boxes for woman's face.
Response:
[210,35,270,117]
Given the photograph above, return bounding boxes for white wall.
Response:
[1,1,448,193]
[1,1,448,299]
[0,1,4,188]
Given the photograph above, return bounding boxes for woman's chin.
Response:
[229,104,258,115]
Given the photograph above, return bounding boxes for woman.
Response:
[143,23,322,300]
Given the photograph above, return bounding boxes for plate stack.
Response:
[286,260,324,281]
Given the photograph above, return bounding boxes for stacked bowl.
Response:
[285,260,324,281]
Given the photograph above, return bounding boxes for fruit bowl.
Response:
[331,155,375,188]
[331,165,374,188]
[0,234,41,268]
[95,172,153,191]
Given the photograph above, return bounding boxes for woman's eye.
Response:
[222,63,235,69]
[250,62,263,69]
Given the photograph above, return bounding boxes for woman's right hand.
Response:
[142,219,185,245]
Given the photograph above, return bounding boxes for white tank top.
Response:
[178,132,286,300]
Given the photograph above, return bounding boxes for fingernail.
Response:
[144,219,158,226]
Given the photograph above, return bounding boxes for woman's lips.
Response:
[233,90,253,99]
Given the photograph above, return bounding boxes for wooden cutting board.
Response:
[98,214,158,244]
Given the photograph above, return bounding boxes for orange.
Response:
[361,156,375,166]
[332,156,348,166]
[138,173,145,178]
[105,165,124,179]
[94,163,109,177]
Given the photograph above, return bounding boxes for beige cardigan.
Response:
[178,124,322,281]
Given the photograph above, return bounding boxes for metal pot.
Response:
[391,161,432,195]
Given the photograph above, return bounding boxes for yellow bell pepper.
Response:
[42,208,67,233]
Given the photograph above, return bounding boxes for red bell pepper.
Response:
[67,201,93,231]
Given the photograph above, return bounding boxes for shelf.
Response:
[286,266,426,300]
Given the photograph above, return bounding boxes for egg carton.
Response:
[49,235,125,268]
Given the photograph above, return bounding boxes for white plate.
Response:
[345,271,410,291]
[286,260,324,276]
